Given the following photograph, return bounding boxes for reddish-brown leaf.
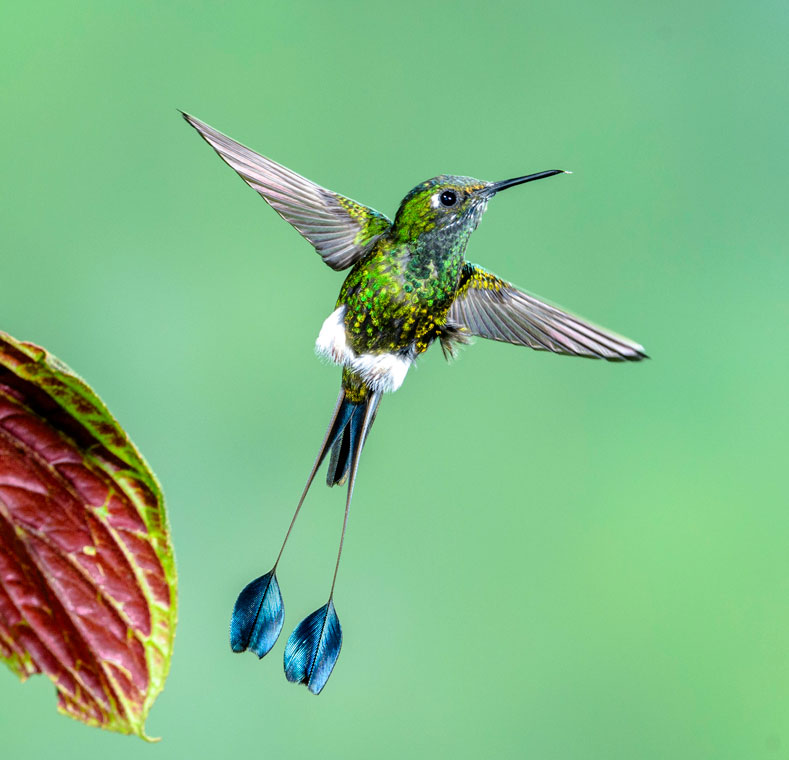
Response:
[0,332,176,739]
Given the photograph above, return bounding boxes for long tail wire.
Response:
[272,390,346,569]
[271,388,382,600]
[328,391,381,598]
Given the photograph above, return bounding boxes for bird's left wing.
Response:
[448,263,647,362]
[183,113,392,271]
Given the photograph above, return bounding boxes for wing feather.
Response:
[183,113,392,270]
[449,263,647,362]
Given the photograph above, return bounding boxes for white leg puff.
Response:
[315,306,354,365]
[351,352,411,393]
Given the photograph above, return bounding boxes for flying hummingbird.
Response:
[183,113,646,694]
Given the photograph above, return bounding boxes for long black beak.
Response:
[487,169,569,195]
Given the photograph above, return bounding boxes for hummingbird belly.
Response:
[314,246,458,393]
[314,305,414,393]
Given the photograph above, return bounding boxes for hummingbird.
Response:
[183,113,646,694]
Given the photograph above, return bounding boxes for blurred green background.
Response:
[2,1,788,757]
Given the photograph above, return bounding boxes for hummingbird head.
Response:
[391,170,567,249]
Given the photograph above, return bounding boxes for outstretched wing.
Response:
[183,113,392,271]
[448,263,647,362]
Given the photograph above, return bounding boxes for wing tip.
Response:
[180,111,217,143]
[607,344,649,362]
[180,110,210,142]
[628,340,649,361]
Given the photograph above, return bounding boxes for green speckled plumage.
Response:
[337,231,458,355]
[336,195,391,246]
[338,176,488,361]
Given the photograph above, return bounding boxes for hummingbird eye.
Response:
[439,189,458,207]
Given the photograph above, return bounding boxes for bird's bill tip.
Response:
[489,169,569,194]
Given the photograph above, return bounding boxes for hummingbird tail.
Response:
[283,385,379,694]
[325,387,381,487]
[228,384,379,672]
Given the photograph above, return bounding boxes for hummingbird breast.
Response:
[340,241,462,354]
[314,240,464,393]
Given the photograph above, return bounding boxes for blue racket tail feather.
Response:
[284,601,342,695]
[230,569,284,657]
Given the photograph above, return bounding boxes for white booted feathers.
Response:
[315,306,412,393]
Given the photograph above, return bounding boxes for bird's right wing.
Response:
[448,263,647,361]
[183,113,392,271]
